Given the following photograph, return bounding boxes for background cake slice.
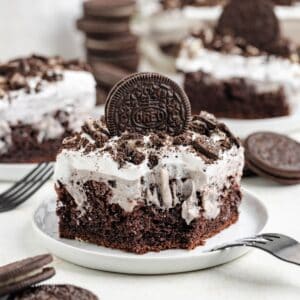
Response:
[0,55,96,163]
[176,0,300,119]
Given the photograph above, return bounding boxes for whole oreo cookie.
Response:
[105,72,191,136]
[0,254,55,297]
[245,132,300,185]
[216,0,280,50]
[8,284,98,300]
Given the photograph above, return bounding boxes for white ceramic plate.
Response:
[220,104,300,138]
[32,188,268,274]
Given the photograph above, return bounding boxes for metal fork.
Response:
[0,163,53,212]
[212,233,300,266]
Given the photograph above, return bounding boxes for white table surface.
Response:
[0,133,300,300]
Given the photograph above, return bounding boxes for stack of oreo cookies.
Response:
[77,0,139,104]
[92,61,131,105]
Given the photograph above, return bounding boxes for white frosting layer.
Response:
[55,129,244,224]
[0,70,96,124]
[177,37,300,107]
[0,70,96,153]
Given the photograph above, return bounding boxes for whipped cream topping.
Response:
[55,112,244,224]
[0,70,96,125]
[177,37,300,107]
[0,70,96,154]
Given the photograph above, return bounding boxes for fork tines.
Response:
[0,163,53,212]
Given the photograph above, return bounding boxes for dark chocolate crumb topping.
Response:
[173,133,193,146]
[149,133,166,149]
[0,55,91,98]
[82,120,110,148]
[192,137,219,160]
[148,152,159,169]
[114,141,146,167]
[189,27,300,61]
[61,111,241,167]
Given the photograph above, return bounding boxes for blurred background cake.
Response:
[0,55,96,163]
[138,0,300,74]
[177,0,300,119]
[55,73,244,254]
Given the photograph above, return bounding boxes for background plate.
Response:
[0,163,39,182]
[32,188,268,275]
[220,104,300,138]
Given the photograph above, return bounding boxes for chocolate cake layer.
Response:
[56,179,241,254]
[184,71,290,118]
[0,123,69,163]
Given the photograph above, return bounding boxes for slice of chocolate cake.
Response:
[0,55,96,163]
[176,0,300,119]
[54,73,244,254]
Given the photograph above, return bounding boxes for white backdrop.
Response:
[0,0,85,61]
[0,1,299,62]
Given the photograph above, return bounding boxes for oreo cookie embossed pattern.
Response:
[105,73,191,136]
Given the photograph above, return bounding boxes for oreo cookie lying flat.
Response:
[105,72,191,136]
[92,61,130,87]
[8,284,98,300]
[245,132,300,185]
[216,0,280,50]
[0,254,55,297]
[83,0,136,19]
[77,18,130,36]
[86,35,138,55]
